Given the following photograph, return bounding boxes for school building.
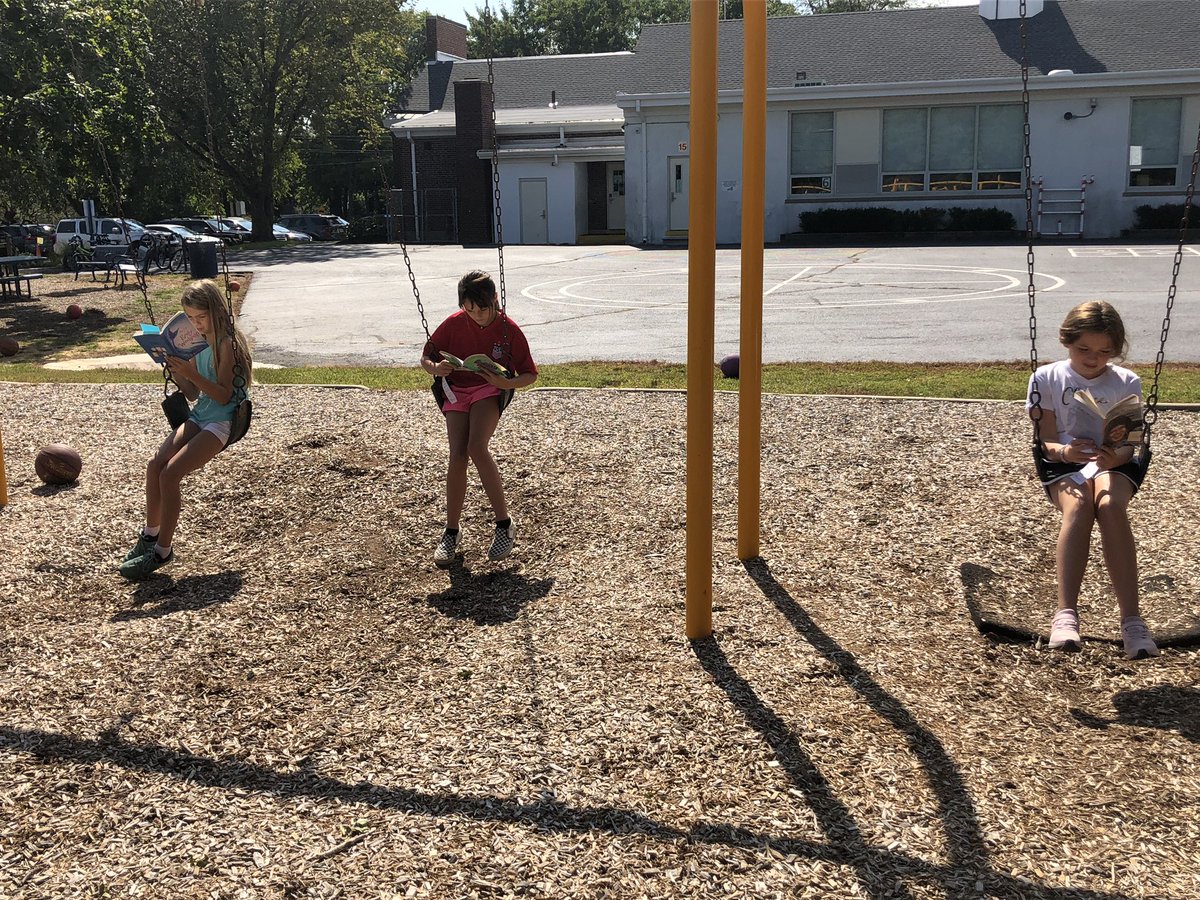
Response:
[388,0,1200,245]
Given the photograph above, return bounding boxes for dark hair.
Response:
[1059,300,1127,358]
[457,270,497,309]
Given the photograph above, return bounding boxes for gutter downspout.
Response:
[407,129,420,241]
[637,99,648,243]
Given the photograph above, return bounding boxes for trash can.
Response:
[188,239,218,279]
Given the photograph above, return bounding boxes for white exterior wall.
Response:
[495,157,578,244]
[627,85,1200,243]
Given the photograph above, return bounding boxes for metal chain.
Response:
[1019,0,1042,432]
[1143,119,1200,432]
[217,241,248,402]
[483,0,511,359]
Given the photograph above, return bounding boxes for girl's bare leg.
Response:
[1050,479,1095,611]
[1093,473,1139,619]
[445,411,470,528]
[145,422,200,529]
[156,430,224,549]
[466,398,506,520]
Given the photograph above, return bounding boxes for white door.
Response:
[519,178,549,244]
[606,162,625,230]
[668,156,689,231]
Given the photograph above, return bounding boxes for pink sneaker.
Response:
[1048,608,1081,651]
[1121,616,1160,660]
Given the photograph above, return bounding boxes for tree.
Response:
[142,0,423,240]
[802,0,909,12]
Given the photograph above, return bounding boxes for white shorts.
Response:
[192,419,231,447]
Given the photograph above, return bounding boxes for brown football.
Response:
[35,444,83,485]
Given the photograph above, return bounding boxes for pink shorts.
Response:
[440,379,502,414]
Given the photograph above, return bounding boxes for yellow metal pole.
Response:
[738,0,766,560]
[0,422,8,507]
[686,0,718,640]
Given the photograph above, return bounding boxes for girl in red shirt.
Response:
[421,270,538,568]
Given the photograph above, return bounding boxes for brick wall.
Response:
[425,16,468,61]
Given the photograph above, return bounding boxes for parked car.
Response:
[160,217,239,244]
[1,223,53,254]
[272,223,313,242]
[53,216,145,253]
[278,213,348,241]
[146,223,204,246]
[218,217,254,241]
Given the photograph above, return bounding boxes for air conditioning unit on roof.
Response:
[979,0,1043,20]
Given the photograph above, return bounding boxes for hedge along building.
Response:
[617,0,1200,244]
[386,16,631,245]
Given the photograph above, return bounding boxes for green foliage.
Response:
[799,206,1015,234]
[803,0,909,12]
[1134,203,1188,231]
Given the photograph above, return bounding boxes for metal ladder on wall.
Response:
[1034,176,1095,237]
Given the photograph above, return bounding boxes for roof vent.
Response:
[793,71,826,87]
[979,0,1042,20]
[1048,69,1074,77]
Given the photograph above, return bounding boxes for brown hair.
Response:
[180,279,254,387]
[457,270,497,309]
[1058,300,1127,359]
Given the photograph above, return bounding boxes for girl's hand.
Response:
[428,360,454,377]
[165,354,198,381]
[480,369,511,388]
[1064,439,1097,463]
[1095,444,1131,470]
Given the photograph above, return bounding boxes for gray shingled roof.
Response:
[626,0,1200,92]
[395,0,1200,115]
[398,52,633,113]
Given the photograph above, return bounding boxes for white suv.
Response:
[54,217,146,253]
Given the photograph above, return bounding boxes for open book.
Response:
[439,351,510,378]
[133,311,207,363]
[1073,389,1144,448]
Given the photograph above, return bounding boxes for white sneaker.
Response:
[1121,616,1160,660]
[1048,608,1081,651]
[488,520,515,561]
[433,529,459,568]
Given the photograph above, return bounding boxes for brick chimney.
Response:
[454,79,495,151]
[426,15,468,61]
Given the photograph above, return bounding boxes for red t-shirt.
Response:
[428,309,537,389]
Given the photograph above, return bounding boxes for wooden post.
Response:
[738,0,766,561]
[685,0,719,639]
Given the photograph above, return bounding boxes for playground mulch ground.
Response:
[1,382,1198,899]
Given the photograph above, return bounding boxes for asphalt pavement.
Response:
[233,242,1200,366]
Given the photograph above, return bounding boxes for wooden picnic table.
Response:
[0,255,43,300]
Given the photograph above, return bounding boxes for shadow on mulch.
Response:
[112,571,245,621]
[1071,685,1200,742]
[30,481,82,497]
[1,299,121,358]
[712,558,990,897]
[0,722,1133,900]
[426,565,554,625]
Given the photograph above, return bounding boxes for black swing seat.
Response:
[431,376,516,415]
[1032,443,1151,492]
[160,392,252,449]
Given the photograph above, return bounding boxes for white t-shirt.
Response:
[1026,359,1141,447]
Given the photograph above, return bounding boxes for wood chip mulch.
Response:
[1,383,1197,899]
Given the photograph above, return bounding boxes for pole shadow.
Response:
[112,571,245,621]
[426,564,554,626]
[741,558,989,895]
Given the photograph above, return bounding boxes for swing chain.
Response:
[217,240,248,402]
[1144,124,1200,429]
[1019,0,1042,426]
[482,0,512,362]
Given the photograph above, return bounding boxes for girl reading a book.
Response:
[1026,300,1157,659]
[420,270,538,568]
[120,279,253,580]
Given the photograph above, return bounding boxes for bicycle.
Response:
[61,235,95,272]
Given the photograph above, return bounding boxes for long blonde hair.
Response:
[180,279,254,389]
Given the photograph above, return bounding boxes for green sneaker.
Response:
[119,548,174,581]
[123,532,156,563]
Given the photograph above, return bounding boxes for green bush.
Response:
[1134,203,1188,230]
[799,206,1015,234]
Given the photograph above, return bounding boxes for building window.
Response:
[790,111,834,194]
[1129,97,1181,187]
[883,104,1022,193]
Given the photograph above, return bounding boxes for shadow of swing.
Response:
[425,564,555,626]
[961,562,1200,648]
[112,571,245,622]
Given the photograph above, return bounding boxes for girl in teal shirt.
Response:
[120,279,252,580]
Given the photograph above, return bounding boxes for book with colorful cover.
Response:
[133,310,206,363]
[1073,389,1144,448]
[439,351,510,378]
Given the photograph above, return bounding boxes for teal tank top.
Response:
[188,345,247,426]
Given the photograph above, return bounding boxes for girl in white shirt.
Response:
[1026,301,1158,660]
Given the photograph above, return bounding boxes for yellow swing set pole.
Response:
[738,0,766,561]
[685,0,719,640]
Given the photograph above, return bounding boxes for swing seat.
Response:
[1032,443,1151,494]
[226,398,252,448]
[431,377,515,415]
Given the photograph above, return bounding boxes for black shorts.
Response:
[1036,451,1149,499]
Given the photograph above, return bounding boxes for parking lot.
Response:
[235,242,1200,366]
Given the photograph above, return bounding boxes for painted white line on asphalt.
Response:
[763,266,813,296]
